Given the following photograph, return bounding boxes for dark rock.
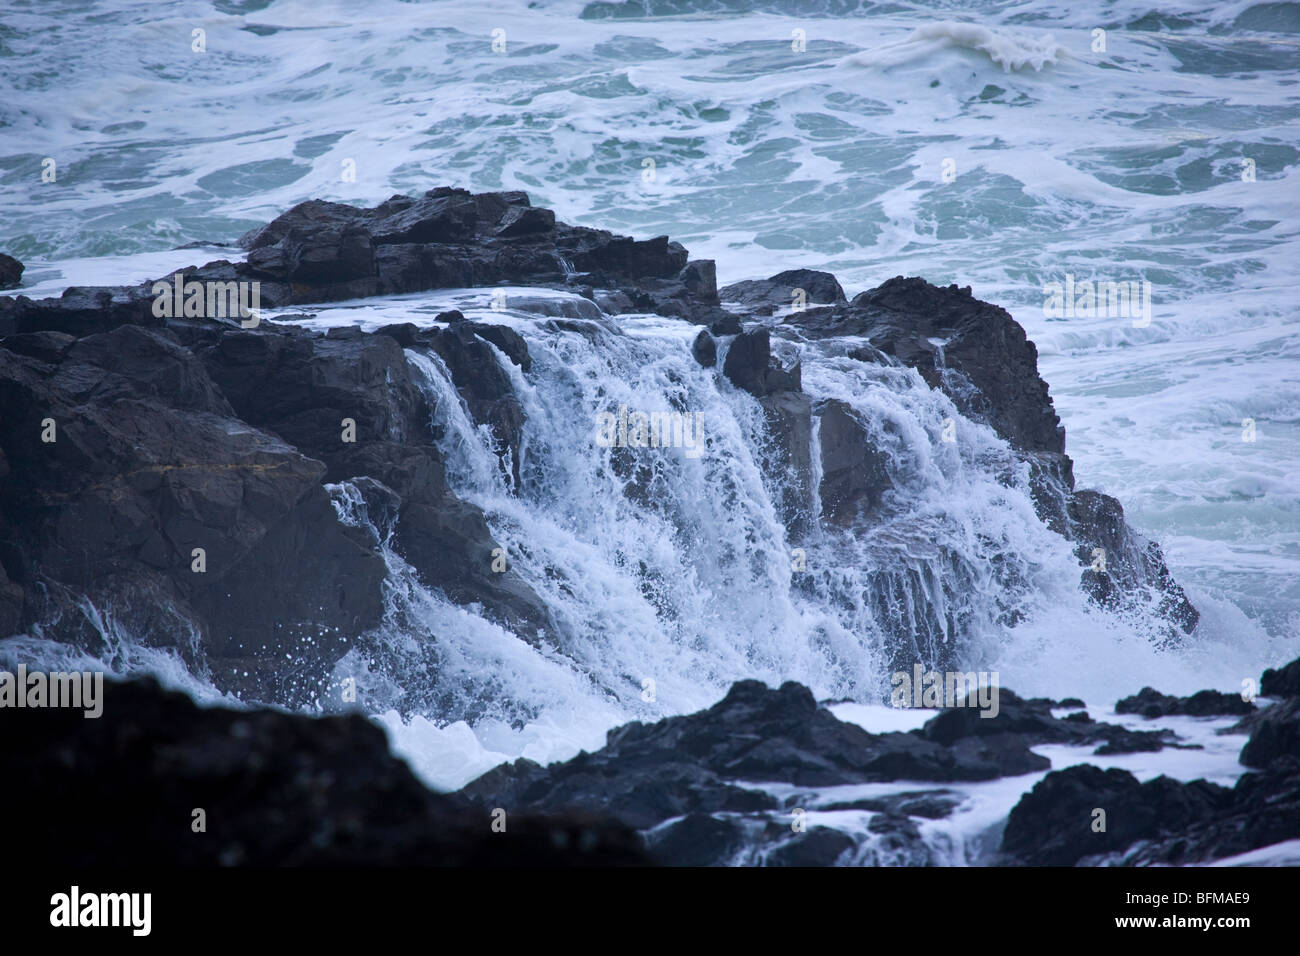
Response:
[646,813,746,866]
[720,269,846,311]
[426,325,527,488]
[0,285,160,338]
[691,329,717,368]
[460,679,1052,832]
[764,826,856,867]
[817,399,892,526]
[1262,657,1300,699]
[770,274,1195,639]
[374,322,424,347]
[1001,764,1232,866]
[496,204,555,238]
[0,558,22,637]
[0,326,390,702]
[804,277,1065,456]
[1239,697,1300,768]
[820,790,963,819]
[679,260,719,304]
[0,252,23,290]
[1116,686,1253,719]
[0,330,76,363]
[918,686,1182,756]
[1068,490,1199,636]
[758,390,814,536]
[1092,731,1175,755]
[1118,757,1300,865]
[0,677,650,866]
[709,312,743,336]
[722,328,799,397]
[594,289,634,315]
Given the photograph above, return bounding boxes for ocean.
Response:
[2,0,1297,799]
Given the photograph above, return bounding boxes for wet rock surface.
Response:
[1,189,1200,666]
[0,677,650,866]
[0,188,1252,868]
[1001,655,1300,866]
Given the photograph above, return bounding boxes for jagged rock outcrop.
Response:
[0,286,551,704]
[0,187,1201,703]
[720,271,1198,638]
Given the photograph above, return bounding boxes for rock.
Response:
[679,260,719,304]
[758,390,814,536]
[709,312,743,336]
[645,813,747,867]
[426,324,527,488]
[845,277,1064,455]
[0,677,650,866]
[719,268,846,312]
[0,326,390,703]
[722,328,799,397]
[1068,490,1199,637]
[1262,657,1300,699]
[460,679,1053,835]
[772,274,1196,638]
[225,188,710,317]
[1001,764,1232,866]
[691,329,717,368]
[816,399,892,525]
[0,558,22,638]
[1115,686,1253,719]
[1239,697,1300,768]
[473,323,532,372]
[764,826,856,867]
[0,252,23,290]
[0,301,557,702]
[820,790,963,819]
[1118,757,1300,865]
[0,284,160,338]
[919,686,1179,755]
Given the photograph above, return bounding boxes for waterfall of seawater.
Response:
[308,303,1235,790]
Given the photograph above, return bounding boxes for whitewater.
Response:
[2,0,1297,826]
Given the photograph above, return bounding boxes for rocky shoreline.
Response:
[2,187,1279,867]
[0,187,1196,703]
[4,658,1296,866]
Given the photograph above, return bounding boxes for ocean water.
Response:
[2,0,1298,806]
